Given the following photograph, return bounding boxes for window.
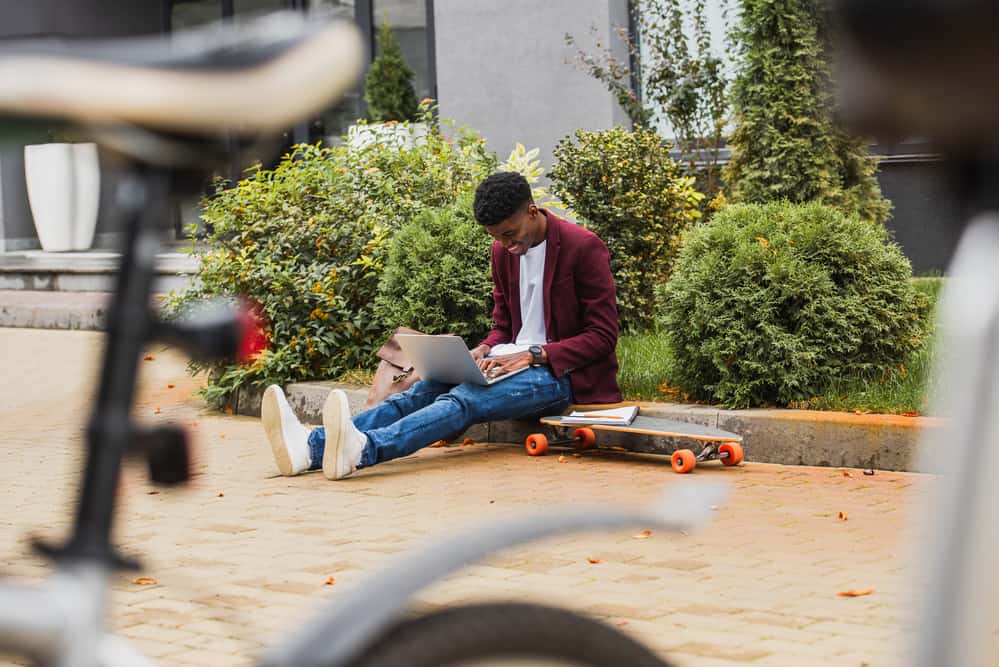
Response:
[169,0,222,30]
[372,0,433,103]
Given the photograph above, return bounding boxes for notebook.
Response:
[558,405,639,425]
[395,334,529,386]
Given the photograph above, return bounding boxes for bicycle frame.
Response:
[0,166,173,666]
[911,210,999,667]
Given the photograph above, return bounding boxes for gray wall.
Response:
[876,154,962,275]
[433,0,631,173]
[0,0,163,251]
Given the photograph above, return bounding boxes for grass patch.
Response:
[616,333,678,402]
[617,276,944,414]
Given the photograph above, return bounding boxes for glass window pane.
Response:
[234,0,288,16]
[310,0,356,20]
[171,0,222,30]
[373,0,430,102]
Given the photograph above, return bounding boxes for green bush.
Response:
[723,0,890,224]
[549,126,703,332]
[658,201,929,408]
[374,193,493,344]
[168,107,495,406]
[365,22,419,122]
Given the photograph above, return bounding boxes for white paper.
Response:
[559,405,638,425]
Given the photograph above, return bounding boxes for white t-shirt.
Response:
[490,240,547,357]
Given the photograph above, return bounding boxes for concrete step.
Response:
[0,290,110,330]
[0,250,196,293]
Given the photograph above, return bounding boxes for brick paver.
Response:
[0,329,933,666]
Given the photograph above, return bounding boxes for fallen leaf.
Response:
[841,470,852,478]
[325,576,336,586]
[558,455,567,463]
[838,511,848,521]
[616,620,629,627]
[572,453,582,457]
[901,411,918,417]
[223,407,233,415]
[217,492,224,498]
[219,434,226,440]
[863,469,875,476]
[153,407,161,415]
[147,491,160,495]
[429,439,448,448]
[837,589,874,598]
[633,530,653,539]
[463,437,475,445]
[167,384,175,389]
[587,557,602,564]
[143,355,155,361]
[133,577,156,585]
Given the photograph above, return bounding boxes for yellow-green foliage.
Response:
[550,126,703,332]
[169,107,495,406]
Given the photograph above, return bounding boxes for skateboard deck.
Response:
[527,414,745,474]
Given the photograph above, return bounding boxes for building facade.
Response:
[0,0,962,272]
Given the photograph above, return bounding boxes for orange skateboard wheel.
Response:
[671,449,696,474]
[719,442,743,466]
[525,433,548,456]
[573,427,596,449]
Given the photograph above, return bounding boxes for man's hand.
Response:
[471,344,491,363]
[479,351,533,378]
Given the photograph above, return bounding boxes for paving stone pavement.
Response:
[0,329,936,667]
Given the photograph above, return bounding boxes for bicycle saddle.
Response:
[0,11,362,140]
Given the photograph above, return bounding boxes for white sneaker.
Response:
[261,385,312,476]
[321,389,367,480]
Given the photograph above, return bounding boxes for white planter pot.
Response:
[346,122,428,151]
[24,142,101,252]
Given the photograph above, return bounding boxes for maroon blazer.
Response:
[479,210,622,404]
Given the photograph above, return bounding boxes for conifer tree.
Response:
[364,22,419,122]
[723,0,890,224]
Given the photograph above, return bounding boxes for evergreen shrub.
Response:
[374,193,493,344]
[365,22,419,122]
[724,0,890,224]
[168,108,494,406]
[658,201,929,408]
[549,126,703,332]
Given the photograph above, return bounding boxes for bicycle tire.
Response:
[349,601,673,667]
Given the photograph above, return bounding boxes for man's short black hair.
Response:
[473,172,533,226]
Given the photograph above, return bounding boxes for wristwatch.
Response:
[529,344,544,366]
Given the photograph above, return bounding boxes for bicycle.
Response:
[0,11,725,666]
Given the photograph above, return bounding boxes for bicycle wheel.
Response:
[350,601,673,667]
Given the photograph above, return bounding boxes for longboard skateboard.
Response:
[527,414,744,474]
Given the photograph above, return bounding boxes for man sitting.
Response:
[261,171,622,479]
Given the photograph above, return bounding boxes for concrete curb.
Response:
[235,382,940,473]
[0,290,108,330]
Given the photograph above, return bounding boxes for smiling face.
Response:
[485,203,546,256]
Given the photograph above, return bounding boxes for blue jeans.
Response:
[306,366,573,470]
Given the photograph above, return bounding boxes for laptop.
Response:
[395,334,529,386]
